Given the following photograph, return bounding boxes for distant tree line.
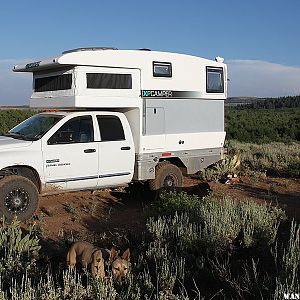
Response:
[0,110,36,135]
[225,95,300,143]
[0,96,300,144]
[236,95,300,110]
[225,107,300,143]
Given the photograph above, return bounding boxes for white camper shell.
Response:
[0,48,226,221]
[14,48,226,176]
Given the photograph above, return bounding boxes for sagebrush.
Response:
[0,192,298,299]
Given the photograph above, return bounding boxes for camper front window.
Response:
[34,74,72,92]
[206,67,224,93]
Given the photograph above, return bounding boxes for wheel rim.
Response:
[5,188,29,213]
[164,175,175,187]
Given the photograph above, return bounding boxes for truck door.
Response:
[42,115,99,191]
[96,114,134,187]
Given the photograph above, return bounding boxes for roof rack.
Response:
[62,47,118,54]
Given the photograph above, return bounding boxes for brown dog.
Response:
[66,241,105,278]
[109,247,130,281]
[66,241,130,280]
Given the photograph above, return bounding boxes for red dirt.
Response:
[36,176,300,242]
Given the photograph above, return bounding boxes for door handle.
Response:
[84,149,96,153]
[121,146,131,150]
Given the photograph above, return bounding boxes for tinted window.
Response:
[153,61,172,77]
[97,116,125,141]
[206,67,224,93]
[87,73,132,89]
[48,116,94,144]
[35,74,72,92]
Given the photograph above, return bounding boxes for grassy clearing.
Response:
[0,191,298,299]
[228,140,300,178]
[201,141,300,180]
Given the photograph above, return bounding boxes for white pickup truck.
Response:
[0,48,227,221]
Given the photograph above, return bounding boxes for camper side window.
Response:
[153,62,172,77]
[206,67,224,93]
[97,115,125,142]
[86,73,132,89]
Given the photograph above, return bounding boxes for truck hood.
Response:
[0,136,33,150]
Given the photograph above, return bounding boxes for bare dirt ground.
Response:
[36,176,300,244]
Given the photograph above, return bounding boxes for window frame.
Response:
[47,115,94,145]
[153,61,172,78]
[34,74,72,92]
[206,67,224,93]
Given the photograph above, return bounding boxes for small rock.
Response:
[40,206,54,217]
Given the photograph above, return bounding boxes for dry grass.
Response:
[228,140,300,178]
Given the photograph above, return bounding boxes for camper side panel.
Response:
[144,99,224,135]
[141,98,225,152]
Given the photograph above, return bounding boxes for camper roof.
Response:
[13,48,224,73]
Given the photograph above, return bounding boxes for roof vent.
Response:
[215,56,224,63]
[62,47,118,54]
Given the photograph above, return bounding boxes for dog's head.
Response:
[91,250,104,278]
[109,247,130,281]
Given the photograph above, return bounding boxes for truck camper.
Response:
[0,47,227,221]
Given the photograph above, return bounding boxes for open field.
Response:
[0,174,298,299]
[0,106,299,298]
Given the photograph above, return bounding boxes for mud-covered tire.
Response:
[149,162,183,191]
[0,175,39,222]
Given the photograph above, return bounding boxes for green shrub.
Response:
[154,192,285,252]
[148,192,298,299]
[0,110,36,135]
[273,221,300,299]
[0,218,40,282]
[200,154,240,182]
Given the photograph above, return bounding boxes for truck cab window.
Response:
[5,114,63,141]
[97,115,125,141]
[48,116,94,144]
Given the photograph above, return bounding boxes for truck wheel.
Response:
[149,162,183,191]
[0,176,39,222]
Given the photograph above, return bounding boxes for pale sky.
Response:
[0,0,300,105]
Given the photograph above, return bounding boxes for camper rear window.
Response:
[86,73,132,89]
[153,62,172,77]
[34,74,72,92]
[206,67,224,93]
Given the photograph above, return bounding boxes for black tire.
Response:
[149,162,183,191]
[0,175,39,222]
